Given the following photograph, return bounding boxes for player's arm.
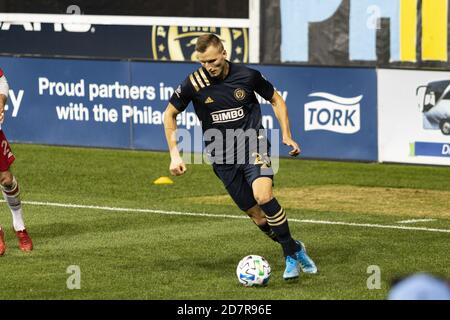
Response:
[270,91,300,156]
[165,78,194,175]
[253,69,300,156]
[0,74,9,124]
[163,103,187,176]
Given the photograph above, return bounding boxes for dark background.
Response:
[0,0,248,17]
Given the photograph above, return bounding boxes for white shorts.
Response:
[0,75,9,98]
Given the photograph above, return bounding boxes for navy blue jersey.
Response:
[169,62,275,164]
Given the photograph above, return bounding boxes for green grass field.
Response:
[0,143,449,300]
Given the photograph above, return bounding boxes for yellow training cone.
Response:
[153,176,174,185]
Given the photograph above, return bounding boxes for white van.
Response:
[416,80,450,135]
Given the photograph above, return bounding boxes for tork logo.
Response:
[304,92,362,134]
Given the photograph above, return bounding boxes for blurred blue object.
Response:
[388,273,450,300]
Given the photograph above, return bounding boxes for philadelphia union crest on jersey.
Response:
[234,88,246,101]
[151,26,248,62]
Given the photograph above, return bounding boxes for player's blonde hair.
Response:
[195,33,224,53]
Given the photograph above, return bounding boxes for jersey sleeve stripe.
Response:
[198,68,210,86]
[194,71,205,89]
[189,74,200,92]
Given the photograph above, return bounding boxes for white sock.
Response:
[10,208,25,231]
[2,176,26,231]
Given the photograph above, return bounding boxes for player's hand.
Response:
[283,137,301,157]
[169,157,187,176]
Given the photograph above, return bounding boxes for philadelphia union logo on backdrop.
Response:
[151,26,248,62]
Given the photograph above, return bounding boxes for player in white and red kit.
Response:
[0,68,33,256]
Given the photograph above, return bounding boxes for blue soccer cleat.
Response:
[283,255,300,280]
[295,240,318,274]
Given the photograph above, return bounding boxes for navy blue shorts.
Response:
[213,162,274,212]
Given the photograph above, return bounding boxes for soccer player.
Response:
[163,33,317,279]
[0,68,33,256]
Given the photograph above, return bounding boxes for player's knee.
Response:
[0,171,13,187]
[254,193,273,206]
[252,216,267,226]
[246,212,266,225]
[246,206,265,220]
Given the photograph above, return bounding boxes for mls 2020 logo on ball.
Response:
[236,255,271,287]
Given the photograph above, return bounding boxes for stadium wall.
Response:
[0,56,378,162]
[3,1,450,70]
[0,15,251,62]
[278,0,450,70]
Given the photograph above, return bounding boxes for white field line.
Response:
[397,219,436,224]
[5,200,450,234]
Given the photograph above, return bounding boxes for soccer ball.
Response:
[236,255,271,287]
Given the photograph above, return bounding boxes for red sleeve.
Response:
[0,69,3,77]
